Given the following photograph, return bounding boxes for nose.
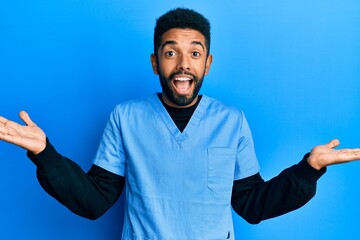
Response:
[177,54,191,71]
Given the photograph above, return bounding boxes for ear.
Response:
[204,54,213,75]
[150,54,159,75]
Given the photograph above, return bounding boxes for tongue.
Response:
[174,80,190,94]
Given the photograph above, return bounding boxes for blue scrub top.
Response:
[93,93,260,240]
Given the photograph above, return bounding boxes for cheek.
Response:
[196,64,207,76]
[195,59,208,72]
[158,62,175,77]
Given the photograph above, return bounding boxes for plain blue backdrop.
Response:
[1,1,359,239]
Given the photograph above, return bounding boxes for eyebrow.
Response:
[160,40,205,51]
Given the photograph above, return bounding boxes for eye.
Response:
[192,51,201,57]
[165,51,176,57]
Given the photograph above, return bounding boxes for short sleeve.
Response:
[234,112,260,180]
[93,106,126,176]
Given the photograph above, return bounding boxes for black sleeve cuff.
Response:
[27,139,62,171]
[290,153,326,188]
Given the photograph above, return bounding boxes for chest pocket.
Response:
[207,147,236,192]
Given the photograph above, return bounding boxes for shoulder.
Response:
[106,97,153,125]
[203,95,245,120]
[113,97,152,114]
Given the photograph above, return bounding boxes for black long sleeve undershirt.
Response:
[28,141,324,222]
[28,141,124,220]
[232,154,325,224]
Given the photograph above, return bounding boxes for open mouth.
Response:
[172,76,194,95]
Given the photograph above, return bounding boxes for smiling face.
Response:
[151,28,213,108]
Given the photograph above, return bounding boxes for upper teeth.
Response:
[175,77,191,81]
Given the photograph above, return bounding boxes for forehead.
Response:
[160,28,206,46]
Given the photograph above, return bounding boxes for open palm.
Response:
[308,139,360,170]
[0,111,46,155]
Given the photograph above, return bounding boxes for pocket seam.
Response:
[207,147,236,192]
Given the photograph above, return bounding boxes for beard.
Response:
[159,70,204,107]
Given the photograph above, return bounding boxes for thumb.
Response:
[326,139,340,149]
[19,111,36,127]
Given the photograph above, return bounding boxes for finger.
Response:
[0,117,10,135]
[0,124,8,138]
[0,116,9,124]
[338,148,360,158]
[19,111,36,127]
[326,139,340,149]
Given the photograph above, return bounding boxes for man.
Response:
[0,8,359,240]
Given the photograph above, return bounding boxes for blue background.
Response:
[1,1,359,239]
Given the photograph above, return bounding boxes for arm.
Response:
[0,111,124,219]
[232,139,360,224]
[231,154,323,224]
[28,140,124,220]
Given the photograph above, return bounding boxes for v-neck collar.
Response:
[148,93,209,143]
[159,94,201,132]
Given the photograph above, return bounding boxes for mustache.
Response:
[169,71,197,81]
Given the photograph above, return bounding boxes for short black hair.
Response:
[153,8,211,56]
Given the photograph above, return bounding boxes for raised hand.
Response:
[0,111,46,155]
[308,139,360,170]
